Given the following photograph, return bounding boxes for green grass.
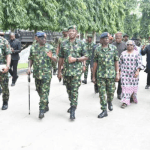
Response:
[17,63,28,69]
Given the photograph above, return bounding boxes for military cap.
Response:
[123,33,129,37]
[87,34,93,38]
[36,32,45,37]
[62,28,68,32]
[68,25,77,31]
[100,32,109,38]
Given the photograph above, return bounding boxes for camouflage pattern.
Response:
[94,44,119,78]
[0,37,11,102]
[59,39,88,76]
[98,78,115,110]
[29,43,56,79]
[0,36,11,64]
[94,44,118,110]
[29,43,56,109]
[58,36,68,48]
[84,42,95,79]
[32,40,38,47]
[64,75,81,107]
[35,78,51,109]
[59,39,88,107]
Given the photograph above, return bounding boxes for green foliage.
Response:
[140,0,150,38]
[25,0,58,31]
[1,0,29,30]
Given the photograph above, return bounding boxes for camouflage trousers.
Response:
[35,78,51,110]
[84,60,92,79]
[0,72,9,102]
[64,75,81,107]
[97,78,115,110]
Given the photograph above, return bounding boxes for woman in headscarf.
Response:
[119,40,144,108]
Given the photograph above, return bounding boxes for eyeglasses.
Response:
[127,44,133,46]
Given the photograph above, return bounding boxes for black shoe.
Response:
[70,106,76,120]
[44,105,49,113]
[117,94,121,100]
[2,101,8,110]
[145,85,150,89]
[98,110,108,118]
[11,83,15,86]
[82,79,87,84]
[108,102,113,111]
[39,109,45,119]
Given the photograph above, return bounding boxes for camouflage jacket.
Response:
[85,42,95,61]
[0,36,11,64]
[94,44,119,78]
[29,43,56,79]
[58,36,69,46]
[59,39,88,76]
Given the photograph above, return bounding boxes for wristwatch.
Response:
[76,58,78,62]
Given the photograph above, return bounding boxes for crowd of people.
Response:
[0,25,149,120]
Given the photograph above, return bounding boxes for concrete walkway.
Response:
[0,67,150,150]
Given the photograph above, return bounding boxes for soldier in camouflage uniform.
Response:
[82,34,95,84]
[92,32,119,118]
[27,32,57,119]
[0,36,11,110]
[58,25,88,120]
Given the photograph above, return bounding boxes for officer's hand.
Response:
[92,77,96,84]
[83,66,86,72]
[2,67,9,73]
[11,48,14,53]
[134,70,139,78]
[115,74,120,82]
[68,56,76,63]
[47,51,52,58]
[27,69,31,75]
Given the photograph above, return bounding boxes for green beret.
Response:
[87,34,93,38]
[68,25,77,31]
[62,28,68,32]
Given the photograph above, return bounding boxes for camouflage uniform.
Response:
[59,39,88,107]
[29,43,56,110]
[84,42,95,79]
[0,37,11,103]
[94,44,119,110]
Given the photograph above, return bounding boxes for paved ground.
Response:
[0,57,150,150]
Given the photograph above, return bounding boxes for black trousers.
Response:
[9,60,18,83]
[147,73,150,85]
[117,79,122,96]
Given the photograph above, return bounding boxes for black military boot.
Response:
[82,79,87,84]
[39,109,45,119]
[44,105,49,113]
[98,110,108,118]
[108,102,113,111]
[70,106,76,120]
[2,101,8,110]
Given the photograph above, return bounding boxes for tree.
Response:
[25,0,58,31]
[1,0,29,31]
[140,0,150,38]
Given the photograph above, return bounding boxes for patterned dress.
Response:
[119,50,143,105]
